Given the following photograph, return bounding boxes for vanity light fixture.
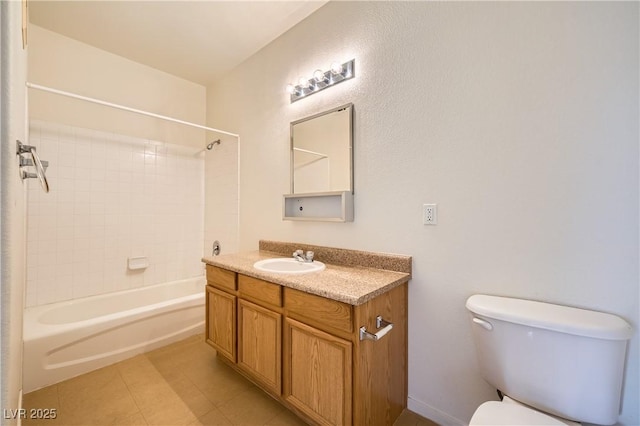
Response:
[330,62,343,75]
[286,59,355,103]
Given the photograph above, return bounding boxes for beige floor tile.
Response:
[185,362,254,406]
[264,408,308,426]
[195,406,233,426]
[22,385,73,426]
[126,373,198,426]
[57,365,140,425]
[145,335,203,362]
[110,412,149,426]
[20,414,67,426]
[163,374,216,418]
[21,388,64,426]
[149,339,217,375]
[23,385,59,409]
[394,409,440,426]
[22,336,441,426]
[138,396,198,426]
[216,386,285,425]
[118,355,167,388]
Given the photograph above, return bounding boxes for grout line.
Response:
[116,361,150,425]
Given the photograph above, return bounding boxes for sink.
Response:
[253,258,326,275]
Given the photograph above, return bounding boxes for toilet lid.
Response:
[470,401,569,425]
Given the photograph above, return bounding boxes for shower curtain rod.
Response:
[26,82,239,138]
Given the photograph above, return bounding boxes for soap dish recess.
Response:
[128,256,149,271]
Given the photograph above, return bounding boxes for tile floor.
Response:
[23,335,438,426]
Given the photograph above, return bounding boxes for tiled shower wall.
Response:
[26,120,205,307]
[204,136,238,258]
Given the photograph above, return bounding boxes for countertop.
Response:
[201,249,411,306]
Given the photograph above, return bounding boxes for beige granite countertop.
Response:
[201,246,411,306]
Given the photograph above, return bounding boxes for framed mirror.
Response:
[290,103,353,194]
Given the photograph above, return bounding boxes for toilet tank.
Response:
[466,295,632,425]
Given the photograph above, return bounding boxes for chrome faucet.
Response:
[292,249,315,263]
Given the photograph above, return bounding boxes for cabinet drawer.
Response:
[238,275,282,307]
[206,265,236,291]
[284,288,353,334]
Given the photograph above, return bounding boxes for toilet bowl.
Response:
[466,295,632,426]
[470,396,580,426]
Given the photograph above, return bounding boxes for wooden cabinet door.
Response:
[283,318,352,426]
[206,286,236,362]
[238,299,282,394]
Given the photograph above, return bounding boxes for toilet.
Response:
[466,294,633,425]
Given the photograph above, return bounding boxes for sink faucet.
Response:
[292,249,314,263]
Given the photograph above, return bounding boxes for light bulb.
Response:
[330,62,343,74]
[298,77,309,87]
[313,69,325,82]
[286,84,296,94]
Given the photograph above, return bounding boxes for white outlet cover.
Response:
[423,203,437,225]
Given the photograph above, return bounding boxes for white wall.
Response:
[0,0,28,419]
[207,2,639,425]
[28,25,207,150]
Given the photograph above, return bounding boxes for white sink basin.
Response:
[253,258,326,275]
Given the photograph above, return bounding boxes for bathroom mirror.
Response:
[290,103,353,194]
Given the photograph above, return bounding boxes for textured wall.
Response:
[207,2,639,424]
[28,25,207,150]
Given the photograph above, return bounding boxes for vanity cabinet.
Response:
[284,317,353,425]
[204,264,408,426]
[282,287,354,424]
[238,299,282,394]
[237,274,283,395]
[205,267,237,362]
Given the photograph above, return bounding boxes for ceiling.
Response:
[28,0,327,86]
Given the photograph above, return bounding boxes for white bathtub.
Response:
[23,277,206,393]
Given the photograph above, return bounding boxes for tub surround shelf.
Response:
[202,241,410,426]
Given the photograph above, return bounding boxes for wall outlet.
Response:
[423,203,437,225]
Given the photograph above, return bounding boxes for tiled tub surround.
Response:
[26,120,205,307]
[202,240,412,305]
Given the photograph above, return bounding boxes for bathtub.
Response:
[23,277,206,393]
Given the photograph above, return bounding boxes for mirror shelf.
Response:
[283,191,353,222]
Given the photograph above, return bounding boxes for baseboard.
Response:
[407,396,466,426]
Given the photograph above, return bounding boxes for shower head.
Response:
[206,139,221,150]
